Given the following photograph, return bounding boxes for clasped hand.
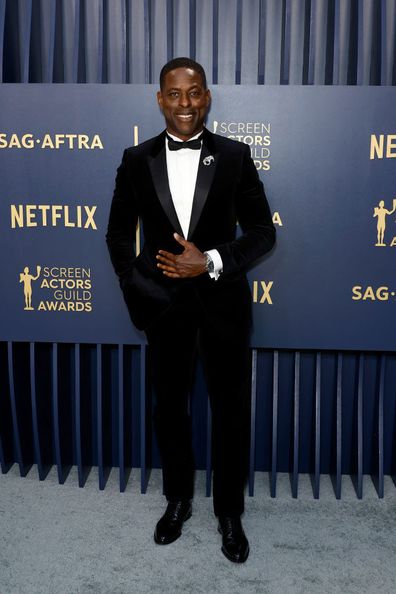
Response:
[156,233,207,278]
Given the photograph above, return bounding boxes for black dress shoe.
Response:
[218,516,249,563]
[154,500,192,545]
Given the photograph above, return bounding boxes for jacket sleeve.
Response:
[105,149,139,286]
[214,143,276,275]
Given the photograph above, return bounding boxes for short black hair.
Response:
[159,57,207,90]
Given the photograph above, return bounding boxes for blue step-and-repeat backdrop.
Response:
[0,85,394,350]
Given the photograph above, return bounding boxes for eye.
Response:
[168,91,179,98]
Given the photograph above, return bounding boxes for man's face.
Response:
[157,67,211,140]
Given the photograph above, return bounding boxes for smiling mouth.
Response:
[175,114,194,120]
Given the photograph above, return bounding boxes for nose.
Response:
[178,92,191,108]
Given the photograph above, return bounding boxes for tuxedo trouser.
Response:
[145,284,250,517]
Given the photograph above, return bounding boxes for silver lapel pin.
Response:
[203,155,214,166]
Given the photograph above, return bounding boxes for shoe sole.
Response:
[221,544,249,563]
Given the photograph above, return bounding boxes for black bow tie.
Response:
[166,133,203,151]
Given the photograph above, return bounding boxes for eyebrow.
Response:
[166,84,201,92]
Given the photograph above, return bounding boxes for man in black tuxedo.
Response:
[106,57,275,563]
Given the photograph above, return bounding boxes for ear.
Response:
[157,90,163,110]
[205,89,211,107]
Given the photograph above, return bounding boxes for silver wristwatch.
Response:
[204,252,215,273]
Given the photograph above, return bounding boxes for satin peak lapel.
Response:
[147,145,184,237]
[187,143,218,240]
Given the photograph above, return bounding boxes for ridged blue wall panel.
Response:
[83,0,103,83]
[105,0,126,83]
[3,0,394,85]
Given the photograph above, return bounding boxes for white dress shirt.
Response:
[165,130,223,279]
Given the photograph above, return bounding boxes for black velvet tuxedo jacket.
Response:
[106,128,276,332]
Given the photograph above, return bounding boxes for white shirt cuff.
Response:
[206,249,223,280]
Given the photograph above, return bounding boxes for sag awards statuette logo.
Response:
[373,199,396,247]
[19,266,92,312]
[19,266,41,310]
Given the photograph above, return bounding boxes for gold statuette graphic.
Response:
[373,200,396,246]
[19,266,41,310]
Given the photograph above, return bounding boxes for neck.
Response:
[166,128,204,141]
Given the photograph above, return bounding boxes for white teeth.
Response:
[177,114,193,119]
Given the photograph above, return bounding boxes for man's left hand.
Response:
[156,233,207,278]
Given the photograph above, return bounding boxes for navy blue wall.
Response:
[1,0,396,498]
